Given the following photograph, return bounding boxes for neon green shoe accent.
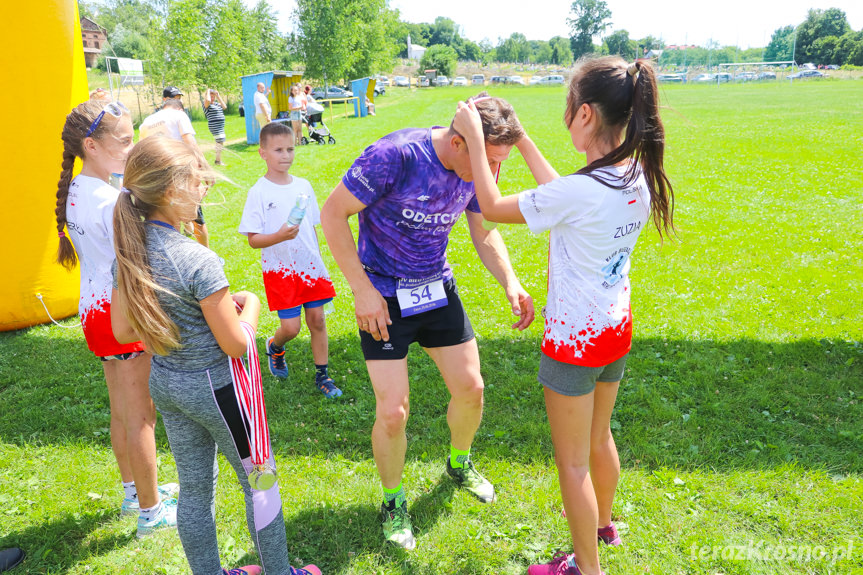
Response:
[446,456,495,503]
[381,501,416,550]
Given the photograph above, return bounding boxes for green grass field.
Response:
[1,80,861,574]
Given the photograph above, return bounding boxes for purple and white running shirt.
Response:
[342,127,481,297]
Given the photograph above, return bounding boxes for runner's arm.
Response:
[321,182,392,340]
[516,133,559,185]
[465,210,535,330]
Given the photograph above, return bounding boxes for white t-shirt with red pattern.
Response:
[238,175,335,311]
[518,165,651,367]
[65,175,143,356]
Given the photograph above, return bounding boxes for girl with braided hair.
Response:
[54,99,178,538]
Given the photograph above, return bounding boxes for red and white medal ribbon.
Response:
[229,320,270,468]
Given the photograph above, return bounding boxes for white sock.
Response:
[122,481,137,500]
[138,501,162,522]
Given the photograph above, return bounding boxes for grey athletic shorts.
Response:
[538,352,628,397]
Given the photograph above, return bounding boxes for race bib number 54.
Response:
[396,275,448,317]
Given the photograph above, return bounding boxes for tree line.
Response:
[79,0,862,103]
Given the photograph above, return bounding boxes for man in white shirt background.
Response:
[254,82,272,131]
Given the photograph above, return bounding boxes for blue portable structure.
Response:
[240,70,303,144]
[350,77,377,118]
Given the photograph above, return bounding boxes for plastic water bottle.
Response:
[287,193,310,226]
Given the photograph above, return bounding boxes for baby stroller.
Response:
[301,100,335,145]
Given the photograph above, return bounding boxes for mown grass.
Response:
[0,80,861,574]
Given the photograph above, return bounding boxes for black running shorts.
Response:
[360,279,474,360]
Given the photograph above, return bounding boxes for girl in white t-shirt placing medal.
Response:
[453,57,676,575]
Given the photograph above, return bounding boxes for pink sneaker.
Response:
[598,522,622,546]
[223,567,261,575]
[527,552,580,575]
[292,566,322,575]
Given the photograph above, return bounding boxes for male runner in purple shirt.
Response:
[321,94,535,549]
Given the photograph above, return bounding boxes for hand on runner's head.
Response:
[453,101,484,146]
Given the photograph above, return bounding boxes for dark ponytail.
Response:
[55,148,78,270]
[566,56,675,239]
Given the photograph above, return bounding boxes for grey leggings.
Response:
[150,361,291,575]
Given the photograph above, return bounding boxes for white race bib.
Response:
[396,275,448,317]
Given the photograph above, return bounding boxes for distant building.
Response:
[407,34,427,61]
[645,49,664,59]
[80,17,107,68]
[664,45,698,51]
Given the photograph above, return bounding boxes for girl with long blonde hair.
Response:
[111,136,320,575]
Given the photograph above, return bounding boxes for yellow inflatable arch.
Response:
[0,0,85,331]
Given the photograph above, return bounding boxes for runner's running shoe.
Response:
[291,566,322,575]
[446,456,495,503]
[315,375,342,398]
[121,483,179,517]
[381,500,416,550]
[136,498,178,538]
[266,337,289,379]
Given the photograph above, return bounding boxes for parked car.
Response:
[657,73,686,83]
[418,76,430,87]
[529,75,542,85]
[715,73,732,83]
[434,75,450,87]
[538,74,565,85]
[452,76,468,86]
[508,75,525,85]
[377,75,390,86]
[489,76,507,84]
[310,86,354,102]
[471,74,485,85]
[735,72,757,82]
[825,64,840,70]
[393,75,410,87]
[757,71,777,80]
[788,69,826,79]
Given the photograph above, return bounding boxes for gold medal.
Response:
[248,463,277,491]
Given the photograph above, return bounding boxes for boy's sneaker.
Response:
[381,500,416,550]
[315,375,342,399]
[120,483,179,517]
[136,499,178,538]
[291,566,322,575]
[445,456,495,503]
[223,567,261,575]
[266,337,289,379]
[597,522,622,546]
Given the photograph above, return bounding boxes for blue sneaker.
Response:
[121,482,179,517]
[315,374,342,399]
[136,499,178,538]
[266,337,289,379]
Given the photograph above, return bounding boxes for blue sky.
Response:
[258,0,863,49]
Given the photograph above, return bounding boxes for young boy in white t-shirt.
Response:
[239,122,342,398]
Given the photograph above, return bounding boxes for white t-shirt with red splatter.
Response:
[65,174,143,356]
[518,165,651,367]
[238,175,335,311]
